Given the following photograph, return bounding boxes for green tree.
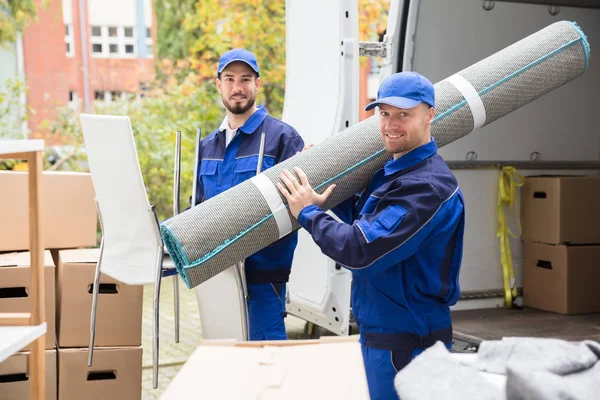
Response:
[0,0,38,45]
[154,0,197,61]
[183,0,287,116]
[0,78,28,170]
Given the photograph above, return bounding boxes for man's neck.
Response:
[226,105,258,130]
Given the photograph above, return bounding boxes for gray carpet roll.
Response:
[162,21,590,289]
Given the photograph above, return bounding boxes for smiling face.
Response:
[216,62,260,115]
[378,102,434,159]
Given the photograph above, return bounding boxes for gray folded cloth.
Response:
[394,342,504,400]
[471,337,600,375]
[394,338,600,400]
[506,360,600,400]
[498,339,600,400]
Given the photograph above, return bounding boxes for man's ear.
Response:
[427,106,435,124]
[216,78,222,94]
[255,77,261,92]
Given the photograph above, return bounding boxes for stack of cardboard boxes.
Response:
[54,249,143,400]
[0,251,57,400]
[521,175,600,314]
[0,171,143,399]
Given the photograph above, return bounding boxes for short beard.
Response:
[223,95,256,115]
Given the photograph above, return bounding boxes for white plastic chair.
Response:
[79,114,180,389]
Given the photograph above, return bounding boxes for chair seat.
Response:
[163,255,175,269]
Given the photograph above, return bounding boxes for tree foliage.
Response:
[154,0,197,61]
[183,0,287,116]
[0,0,38,45]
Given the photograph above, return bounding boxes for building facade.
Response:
[15,0,156,139]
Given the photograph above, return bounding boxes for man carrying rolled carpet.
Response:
[277,71,465,399]
[193,48,304,340]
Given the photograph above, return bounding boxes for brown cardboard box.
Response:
[0,171,97,252]
[56,249,143,347]
[524,242,600,314]
[161,336,368,399]
[0,251,56,349]
[58,347,142,400]
[521,176,600,245]
[0,349,57,400]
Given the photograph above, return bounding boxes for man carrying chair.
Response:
[192,48,304,340]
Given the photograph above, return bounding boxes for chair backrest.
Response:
[80,114,159,285]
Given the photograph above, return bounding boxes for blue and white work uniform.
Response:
[194,105,304,340]
[297,140,465,400]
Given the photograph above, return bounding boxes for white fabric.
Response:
[219,116,237,147]
[225,128,237,147]
[250,174,293,239]
[79,114,159,285]
[445,74,487,130]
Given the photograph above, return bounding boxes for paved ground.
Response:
[140,280,310,399]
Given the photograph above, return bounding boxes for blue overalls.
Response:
[297,140,465,399]
[194,106,304,340]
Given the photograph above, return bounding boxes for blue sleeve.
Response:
[297,179,448,277]
[277,128,304,162]
[191,147,205,206]
[330,195,359,224]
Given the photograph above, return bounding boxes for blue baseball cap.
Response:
[365,71,435,111]
[217,48,260,78]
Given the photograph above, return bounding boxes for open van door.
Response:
[282,0,359,335]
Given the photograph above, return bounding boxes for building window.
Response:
[68,90,80,110]
[90,25,137,58]
[65,24,74,57]
[145,26,153,58]
[91,26,102,36]
[92,90,129,103]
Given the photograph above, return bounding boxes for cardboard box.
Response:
[0,251,56,349]
[0,171,97,252]
[161,336,369,399]
[521,176,600,245]
[524,242,600,314]
[56,249,143,347]
[58,347,142,400]
[0,349,57,400]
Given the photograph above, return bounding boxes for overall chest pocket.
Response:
[361,204,408,243]
[234,157,258,184]
[234,156,276,184]
[200,160,219,198]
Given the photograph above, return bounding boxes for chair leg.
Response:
[173,275,180,343]
[153,255,164,389]
[88,237,104,366]
[234,261,250,341]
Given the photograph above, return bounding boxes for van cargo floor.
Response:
[451,308,600,346]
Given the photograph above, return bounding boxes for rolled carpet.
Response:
[162,21,590,289]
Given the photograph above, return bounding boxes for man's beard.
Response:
[223,94,256,115]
